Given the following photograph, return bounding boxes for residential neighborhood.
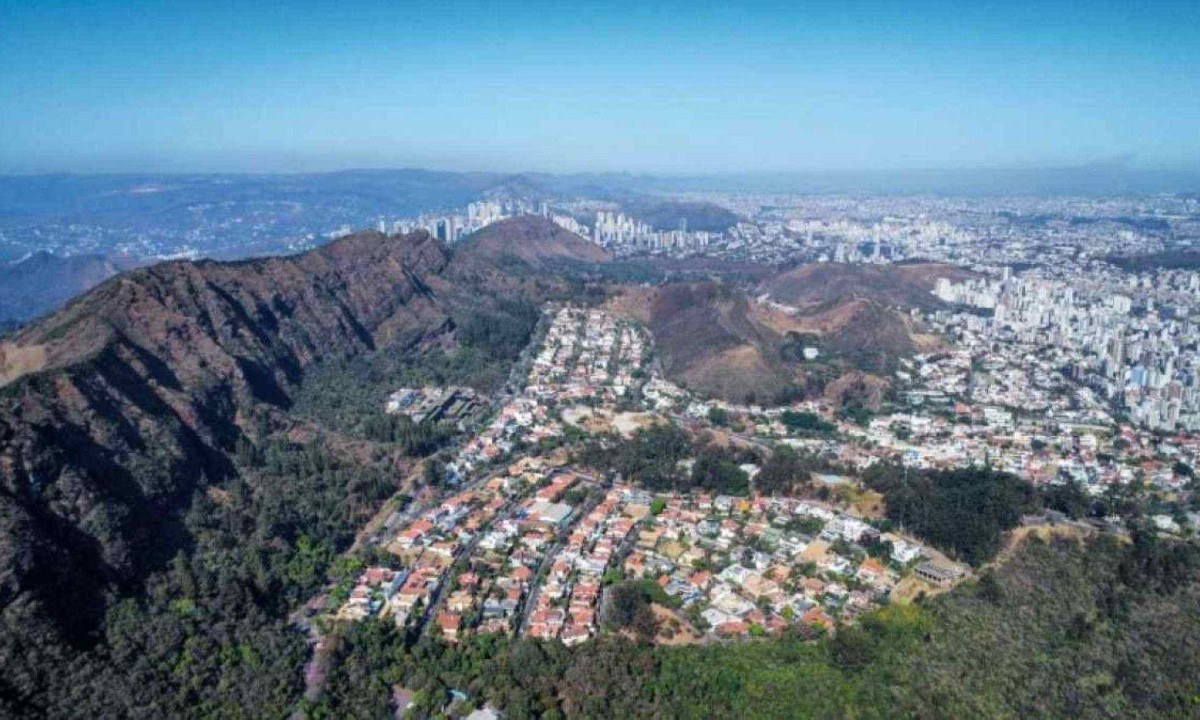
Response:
[321,306,968,647]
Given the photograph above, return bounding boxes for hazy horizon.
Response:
[3,1,1199,176]
[2,163,1199,198]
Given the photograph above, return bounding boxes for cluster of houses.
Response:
[453,397,560,476]
[888,349,1198,507]
[336,472,524,628]
[622,494,953,638]
[527,307,647,405]
[436,469,583,641]
[331,307,664,638]
[524,486,644,645]
[334,460,968,645]
[334,448,607,644]
[679,346,1197,521]
[641,377,691,412]
[446,307,655,480]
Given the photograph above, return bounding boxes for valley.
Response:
[0,212,1197,719]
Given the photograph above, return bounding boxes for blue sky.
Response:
[1,0,1197,174]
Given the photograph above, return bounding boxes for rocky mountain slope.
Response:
[647,282,791,404]
[0,218,574,646]
[0,230,440,637]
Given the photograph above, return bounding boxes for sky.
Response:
[1,0,1198,175]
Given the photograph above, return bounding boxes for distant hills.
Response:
[8,162,1189,319]
[1104,249,1200,272]
[0,170,607,320]
[0,170,738,322]
[7,163,1193,267]
[0,169,516,220]
[0,251,144,322]
[529,165,1200,196]
[0,170,556,272]
[618,198,739,233]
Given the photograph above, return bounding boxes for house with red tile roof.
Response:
[437,612,462,642]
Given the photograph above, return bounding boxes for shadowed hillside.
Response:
[0,224,586,661]
[620,198,740,233]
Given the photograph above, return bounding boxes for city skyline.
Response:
[2,0,1199,174]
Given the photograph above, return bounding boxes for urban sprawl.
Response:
[298,192,1200,653]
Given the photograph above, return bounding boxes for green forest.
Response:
[0,429,400,718]
[864,464,1035,565]
[578,424,777,496]
[293,301,541,440]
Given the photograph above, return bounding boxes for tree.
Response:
[756,445,814,496]
[691,447,750,496]
[1042,479,1090,519]
[424,457,448,488]
[780,410,835,436]
[579,424,692,491]
[603,582,656,638]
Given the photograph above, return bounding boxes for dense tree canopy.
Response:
[578,424,694,492]
[755,444,833,496]
[0,431,403,718]
[779,410,836,436]
[864,464,1035,565]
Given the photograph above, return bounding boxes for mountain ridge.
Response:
[0,224,535,647]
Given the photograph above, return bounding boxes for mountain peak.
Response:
[456,215,609,270]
